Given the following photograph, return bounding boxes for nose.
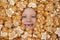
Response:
[27,17,31,22]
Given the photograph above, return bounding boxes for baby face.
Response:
[22,8,36,30]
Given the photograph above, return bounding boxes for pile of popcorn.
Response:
[0,0,60,40]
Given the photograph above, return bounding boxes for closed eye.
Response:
[22,16,26,18]
[31,16,36,18]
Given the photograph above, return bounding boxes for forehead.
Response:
[22,8,36,15]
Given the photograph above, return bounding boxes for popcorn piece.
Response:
[1,26,8,32]
[9,31,18,40]
[14,26,24,36]
[52,27,56,33]
[20,24,26,31]
[47,26,52,32]
[45,16,53,26]
[17,1,27,11]
[0,0,8,8]
[9,8,14,13]
[13,16,20,26]
[0,25,3,30]
[58,15,60,18]
[31,37,36,40]
[54,0,60,2]
[36,33,42,38]
[34,28,40,34]
[0,20,3,25]
[33,34,37,37]
[47,0,53,1]
[12,6,17,12]
[54,2,60,11]
[5,21,12,28]
[29,0,36,3]
[21,0,25,1]
[55,28,60,37]
[47,34,50,39]
[40,0,46,2]
[54,17,59,26]
[6,8,14,17]
[37,0,40,1]
[50,33,57,40]
[0,0,6,2]
[13,20,19,26]
[28,2,37,8]
[15,11,22,16]
[37,4,45,12]
[40,24,44,28]
[0,9,6,19]
[51,13,55,18]
[8,0,15,5]
[45,3,54,12]
[1,31,8,37]
[26,36,32,40]
[41,32,47,40]
[56,19,59,25]
[21,32,29,38]
[56,9,60,12]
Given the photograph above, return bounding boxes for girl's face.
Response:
[22,8,36,30]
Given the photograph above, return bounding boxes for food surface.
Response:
[0,0,60,40]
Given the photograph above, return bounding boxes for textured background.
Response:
[0,0,60,40]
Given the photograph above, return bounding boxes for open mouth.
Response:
[25,24,33,29]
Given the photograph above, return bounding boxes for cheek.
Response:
[22,19,26,24]
[32,18,36,23]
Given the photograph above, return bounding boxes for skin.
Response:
[22,8,36,30]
